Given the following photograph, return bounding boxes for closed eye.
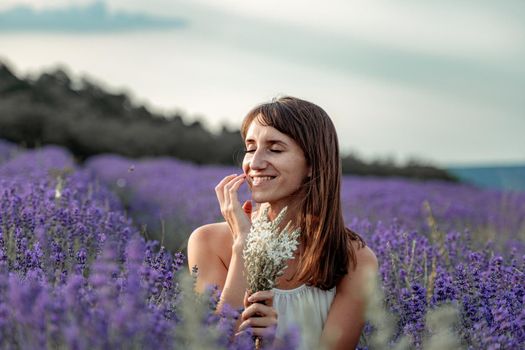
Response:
[244,149,283,154]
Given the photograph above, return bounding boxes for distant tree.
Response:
[0,61,457,181]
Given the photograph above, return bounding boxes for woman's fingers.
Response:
[247,290,274,307]
[215,173,246,217]
[223,174,246,207]
[241,301,277,321]
[238,315,277,331]
[235,326,276,339]
[215,174,238,205]
[215,174,238,192]
[224,175,252,233]
[239,290,278,339]
[238,302,278,332]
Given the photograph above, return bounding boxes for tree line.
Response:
[0,61,457,182]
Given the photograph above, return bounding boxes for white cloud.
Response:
[0,0,93,10]
[187,0,524,60]
[4,0,523,61]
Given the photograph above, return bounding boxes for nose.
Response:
[248,149,267,170]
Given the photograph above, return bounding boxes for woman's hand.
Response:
[237,290,278,340]
[215,174,253,248]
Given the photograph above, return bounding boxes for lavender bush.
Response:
[342,176,525,249]
[85,154,250,251]
[0,146,261,349]
[0,139,18,165]
[85,152,525,349]
[1,142,524,349]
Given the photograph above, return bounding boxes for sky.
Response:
[0,1,186,31]
[0,0,524,167]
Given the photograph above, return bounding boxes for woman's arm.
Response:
[187,223,251,311]
[320,245,379,349]
[187,174,254,310]
[187,222,231,292]
[188,225,278,340]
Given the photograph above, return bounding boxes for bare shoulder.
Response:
[188,222,231,243]
[335,240,378,294]
[187,222,233,266]
[350,239,378,270]
[186,222,233,291]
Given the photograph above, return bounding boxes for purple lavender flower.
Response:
[1,142,524,349]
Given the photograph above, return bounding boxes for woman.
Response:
[188,96,378,349]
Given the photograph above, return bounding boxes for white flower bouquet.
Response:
[243,205,301,293]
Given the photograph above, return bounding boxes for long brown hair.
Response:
[241,96,365,290]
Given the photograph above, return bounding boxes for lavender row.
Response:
[342,176,525,244]
[86,154,525,255]
[1,144,524,348]
[86,153,525,348]
[0,147,253,349]
[85,154,251,251]
[355,218,525,349]
[0,139,18,165]
[0,146,130,279]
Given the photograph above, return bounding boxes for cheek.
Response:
[291,173,307,187]
[286,156,309,177]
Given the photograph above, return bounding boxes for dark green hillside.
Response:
[0,61,457,181]
[0,62,241,164]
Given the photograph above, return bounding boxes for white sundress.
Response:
[273,284,336,350]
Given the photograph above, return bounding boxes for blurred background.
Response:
[1,0,524,191]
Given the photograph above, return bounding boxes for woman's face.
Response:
[242,118,311,208]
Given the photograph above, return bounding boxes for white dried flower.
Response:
[54,176,64,199]
[243,206,301,292]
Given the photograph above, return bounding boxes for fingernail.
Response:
[248,296,254,302]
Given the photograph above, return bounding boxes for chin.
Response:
[250,190,277,204]
[251,193,269,203]
[252,192,293,207]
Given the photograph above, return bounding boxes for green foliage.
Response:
[0,61,457,180]
[0,62,243,165]
[341,154,459,182]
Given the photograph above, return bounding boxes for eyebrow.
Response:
[245,139,287,146]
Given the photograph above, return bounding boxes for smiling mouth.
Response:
[250,176,277,186]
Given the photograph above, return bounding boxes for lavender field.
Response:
[1,139,524,349]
